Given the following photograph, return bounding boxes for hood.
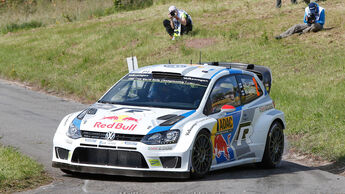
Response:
[75,103,195,136]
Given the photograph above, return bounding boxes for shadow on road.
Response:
[62,160,313,182]
[317,160,345,175]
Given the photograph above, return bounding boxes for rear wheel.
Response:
[261,122,284,168]
[190,130,212,178]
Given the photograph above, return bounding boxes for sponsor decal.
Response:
[214,134,235,163]
[95,115,139,131]
[94,122,137,131]
[84,138,97,143]
[99,140,116,146]
[124,142,138,146]
[148,146,173,151]
[185,118,209,135]
[102,115,139,123]
[211,111,241,164]
[217,116,233,132]
[259,104,274,112]
[126,73,210,86]
[148,159,162,167]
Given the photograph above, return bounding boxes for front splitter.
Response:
[52,162,190,179]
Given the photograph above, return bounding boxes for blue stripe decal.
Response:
[210,69,228,79]
[72,118,82,129]
[229,69,242,74]
[147,110,196,135]
[147,126,172,135]
[181,110,196,117]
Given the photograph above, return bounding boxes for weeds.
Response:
[0,145,51,193]
[1,20,42,34]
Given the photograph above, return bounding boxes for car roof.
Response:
[132,64,248,80]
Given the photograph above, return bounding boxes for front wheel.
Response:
[261,122,284,168]
[190,130,212,178]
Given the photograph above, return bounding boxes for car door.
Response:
[204,75,242,165]
[231,74,264,161]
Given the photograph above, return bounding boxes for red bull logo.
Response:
[122,117,138,123]
[102,115,138,123]
[214,134,231,161]
[102,116,119,120]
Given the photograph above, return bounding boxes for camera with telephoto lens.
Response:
[307,13,316,24]
[170,11,175,17]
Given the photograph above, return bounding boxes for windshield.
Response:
[99,73,209,110]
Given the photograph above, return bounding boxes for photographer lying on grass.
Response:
[275,2,325,39]
[163,5,193,40]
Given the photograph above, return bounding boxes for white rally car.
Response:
[52,62,285,178]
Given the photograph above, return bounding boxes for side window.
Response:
[208,76,241,114]
[239,75,263,104]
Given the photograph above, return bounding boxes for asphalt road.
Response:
[1,79,345,194]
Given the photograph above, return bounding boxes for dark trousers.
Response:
[276,0,310,8]
[163,19,193,36]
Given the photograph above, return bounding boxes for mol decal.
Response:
[94,115,139,131]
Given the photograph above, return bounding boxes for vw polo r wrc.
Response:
[52,62,286,178]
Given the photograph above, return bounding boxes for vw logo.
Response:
[105,131,116,140]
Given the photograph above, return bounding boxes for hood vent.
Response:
[160,115,185,126]
[157,114,178,120]
[87,108,98,115]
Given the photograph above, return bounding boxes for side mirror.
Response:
[220,105,236,113]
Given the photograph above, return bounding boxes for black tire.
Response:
[261,122,284,168]
[190,130,213,178]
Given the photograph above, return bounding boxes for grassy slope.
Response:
[0,0,344,160]
[0,145,51,193]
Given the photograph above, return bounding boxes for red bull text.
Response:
[94,122,137,131]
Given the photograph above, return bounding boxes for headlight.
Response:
[66,122,81,139]
[141,130,180,145]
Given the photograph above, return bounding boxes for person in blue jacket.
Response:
[275,2,325,39]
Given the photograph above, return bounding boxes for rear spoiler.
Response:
[204,62,272,94]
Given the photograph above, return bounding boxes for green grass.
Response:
[0,145,51,193]
[0,0,344,163]
[0,0,114,32]
[1,20,43,34]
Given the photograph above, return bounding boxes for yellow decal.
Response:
[211,123,218,160]
[149,159,162,167]
[68,151,71,160]
[217,116,233,132]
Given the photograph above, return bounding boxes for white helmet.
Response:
[169,5,177,12]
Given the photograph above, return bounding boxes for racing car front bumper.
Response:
[52,133,193,178]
